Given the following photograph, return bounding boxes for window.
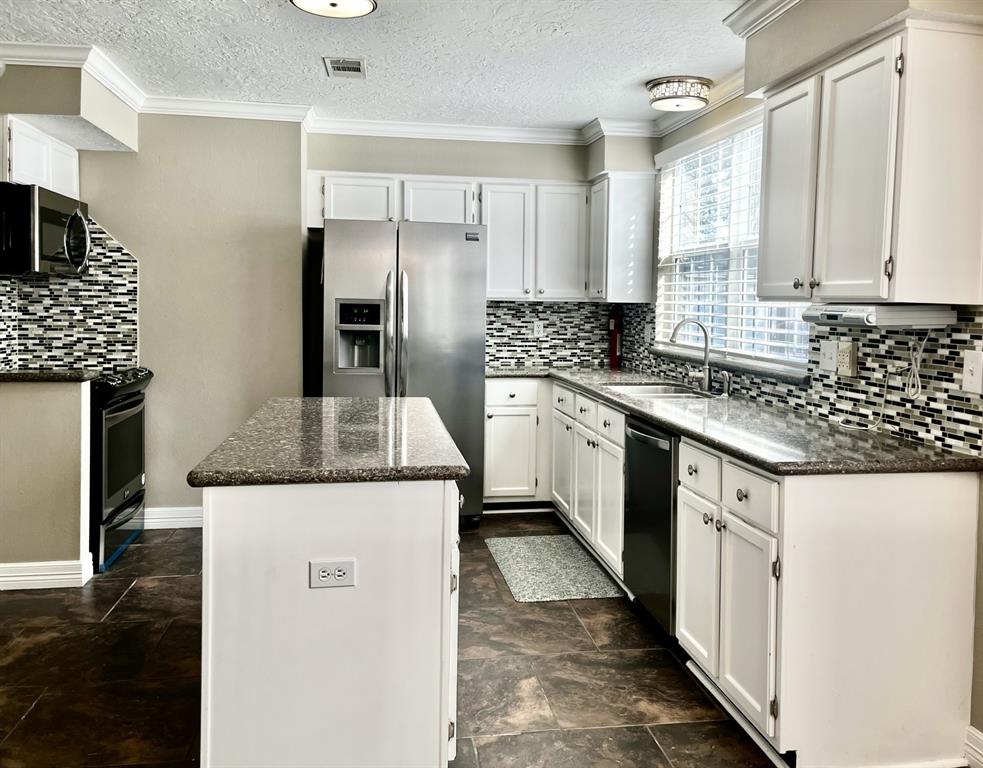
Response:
[656,121,809,365]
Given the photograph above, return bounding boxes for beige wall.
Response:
[80,72,138,150]
[975,499,983,730]
[307,133,588,180]
[601,136,658,173]
[0,65,81,115]
[80,114,303,508]
[657,96,763,157]
[0,383,87,563]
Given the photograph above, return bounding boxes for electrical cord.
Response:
[834,332,931,432]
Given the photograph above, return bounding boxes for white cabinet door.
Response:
[323,175,397,221]
[49,141,80,199]
[9,118,80,199]
[594,435,624,576]
[482,183,535,299]
[535,184,588,300]
[403,179,475,223]
[676,486,721,676]
[551,409,575,517]
[719,510,778,737]
[483,405,537,498]
[813,36,901,301]
[758,76,821,301]
[587,178,609,300]
[571,423,596,540]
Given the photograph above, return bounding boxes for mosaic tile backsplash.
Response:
[622,303,983,456]
[486,300,613,369]
[0,221,138,373]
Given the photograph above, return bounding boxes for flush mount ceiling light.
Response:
[646,76,713,112]
[290,0,377,19]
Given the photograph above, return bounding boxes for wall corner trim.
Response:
[0,558,94,591]
[966,726,983,768]
[723,0,804,39]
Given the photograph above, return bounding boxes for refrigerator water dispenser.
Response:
[335,300,383,373]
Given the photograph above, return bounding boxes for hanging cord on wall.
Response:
[834,331,931,432]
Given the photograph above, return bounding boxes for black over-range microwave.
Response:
[0,182,91,275]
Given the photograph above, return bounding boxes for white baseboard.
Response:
[141,506,203,529]
[0,558,93,590]
[966,726,983,768]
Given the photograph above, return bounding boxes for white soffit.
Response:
[723,0,803,39]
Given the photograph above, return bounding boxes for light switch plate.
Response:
[962,350,983,393]
[819,340,837,372]
[836,341,858,378]
[309,559,356,589]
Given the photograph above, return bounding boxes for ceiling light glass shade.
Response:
[290,0,377,18]
[646,77,713,112]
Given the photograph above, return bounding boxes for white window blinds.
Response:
[656,122,809,364]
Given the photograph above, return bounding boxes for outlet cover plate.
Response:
[836,341,858,377]
[819,340,837,372]
[309,559,356,589]
[532,320,545,338]
[962,350,983,393]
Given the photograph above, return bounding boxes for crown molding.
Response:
[82,46,146,111]
[580,118,660,144]
[651,68,748,138]
[723,0,803,39]
[0,41,90,67]
[141,96,311,122]
[303,115,586,145]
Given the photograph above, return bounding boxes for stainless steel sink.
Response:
[605,383,711,398]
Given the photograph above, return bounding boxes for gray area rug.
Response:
[485,534,623,602]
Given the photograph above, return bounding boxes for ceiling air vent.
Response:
[323,57,366,79]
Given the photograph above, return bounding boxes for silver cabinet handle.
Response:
[736,488,748,502]
[602,419,610,428]
[715,518,726,532]
[458,494,465,509]
[792,277,802,289]
[702,512,711,525]
[509,392,516,399]
[625,427,671,451]
[384,270,395,397]
[398,270,409,396]
[538,288,545,294]
[524,288,531,294]
[809,277,821,289]
[687,464,697,476]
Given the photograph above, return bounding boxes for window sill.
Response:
[648,343,810,386]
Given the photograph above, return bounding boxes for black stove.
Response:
[90,366,154,572]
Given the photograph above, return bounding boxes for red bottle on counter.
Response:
[609,306,623,371]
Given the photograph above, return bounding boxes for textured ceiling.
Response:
[0,0,745,129]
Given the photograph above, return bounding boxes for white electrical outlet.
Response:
[309,559,356,589]
[644,323,654,344]
[532,320,545,338]
[962,350,983,394]
[836,341,858,378]
[819,340,837,372]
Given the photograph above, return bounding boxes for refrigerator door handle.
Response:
[384,270,395,397]
[398,270,409,397]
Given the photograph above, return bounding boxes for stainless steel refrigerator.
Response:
[322,219,487,522]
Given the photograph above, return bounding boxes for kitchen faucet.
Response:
[669,318,712,392]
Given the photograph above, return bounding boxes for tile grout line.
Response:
[0,684,46,747]
[644,724,678,768]
[566,600,601,652]
[99,577,138,622]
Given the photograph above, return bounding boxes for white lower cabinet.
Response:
[483,405,537,497]
[571,422,596,540]
[675,486,721,676]
[594,436,624,575]
[551,409,574,517]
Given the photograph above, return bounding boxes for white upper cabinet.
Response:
[8,118,79,199]
[588,174,656,303]
[481,183,535,298]
[758,76,821,301]
[322,175,396,221]
[535,183,588,300]
[813,36,901,302]
[403,179,475,223]
[757,23,983,305]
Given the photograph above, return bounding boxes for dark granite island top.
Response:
[0,369,101,382]
[187,397,469,487]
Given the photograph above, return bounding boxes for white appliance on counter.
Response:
[801,304,956,329]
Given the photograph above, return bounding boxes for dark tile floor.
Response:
[0,513,771,768]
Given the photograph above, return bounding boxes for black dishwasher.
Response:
[623,417,678,636]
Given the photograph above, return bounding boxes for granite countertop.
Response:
[485,366,552,378]
[487,366,983,476]
[0,369,101,382]
[187,397,469,487]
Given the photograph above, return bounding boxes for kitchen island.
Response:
[188,397,467,768]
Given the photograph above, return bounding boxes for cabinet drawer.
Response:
[553,384,575,417]
[574,393,598,430]
[486,378,539,406]
[595,404,625,447]
[679,442,721,501]
[722,463,779,534]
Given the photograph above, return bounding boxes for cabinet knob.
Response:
[602,419,610,428]
[486,413,493,419]
[715,518,726,532]
[702,512,711,526]
[809,277,821,289]
[687,464,697,476]
[792,277,802,290]
[736,488,749,502]
[566,425,572,432]
[538,288,545,295]
[524,288,531,294]
[508,392,516,399]
[579,407,587,414]
[557,396,565,403]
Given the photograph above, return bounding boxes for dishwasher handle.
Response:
[626,426,672,451]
